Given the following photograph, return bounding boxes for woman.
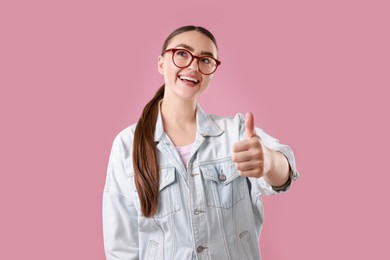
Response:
[103,25,299,260]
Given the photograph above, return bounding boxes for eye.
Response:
[176,50,188,57]
[200,57,212,65]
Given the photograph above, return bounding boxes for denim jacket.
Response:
[103,104,299,260]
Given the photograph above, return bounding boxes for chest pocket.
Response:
[155,167,181,218]
[200,161,246,209]
[131,167,181,218]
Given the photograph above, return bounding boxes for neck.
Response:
[160,96,197,126]
[160,95,197,146]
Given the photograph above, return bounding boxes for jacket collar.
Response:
[154,101,224,142]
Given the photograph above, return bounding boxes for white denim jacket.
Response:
[103,104,299,260]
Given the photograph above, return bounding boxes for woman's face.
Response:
[158,30,218,102]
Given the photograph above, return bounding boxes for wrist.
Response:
[264,150,290,186]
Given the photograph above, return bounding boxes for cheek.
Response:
[202,76,213,86]
[162,62,179,80]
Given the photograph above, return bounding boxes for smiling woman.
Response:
[102,25,299,260]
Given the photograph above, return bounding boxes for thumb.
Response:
[245,112,256,139]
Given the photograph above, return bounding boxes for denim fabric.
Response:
[103,104,299,260]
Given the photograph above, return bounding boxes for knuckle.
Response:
[254,168,261,176]
[234,163,240,170]
[251,150,260,158]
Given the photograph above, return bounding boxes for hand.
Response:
[232,112,274,178]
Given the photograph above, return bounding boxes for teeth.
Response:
[180,76,199,83]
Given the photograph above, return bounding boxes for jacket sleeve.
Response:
[255,127,299,195]
[103,135,139,259]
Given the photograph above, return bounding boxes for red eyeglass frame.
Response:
[163,48,221,75]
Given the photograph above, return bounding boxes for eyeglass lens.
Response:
[172,49,217,75]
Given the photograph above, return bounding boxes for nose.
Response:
[187,57,199,71]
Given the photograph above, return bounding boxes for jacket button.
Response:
[194,209,205,215]
[219,174,226,181]
[197,246,207,253]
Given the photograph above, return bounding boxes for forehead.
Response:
[166,31,218,57]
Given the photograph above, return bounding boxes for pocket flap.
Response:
[200,161,240,185]
[159,167,176,191]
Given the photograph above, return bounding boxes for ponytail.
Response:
[133,85,165,217]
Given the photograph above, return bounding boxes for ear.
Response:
[158,55,164,75]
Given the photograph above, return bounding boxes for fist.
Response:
[232,112,273,178]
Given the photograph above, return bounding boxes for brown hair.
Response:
[132,25,218,217]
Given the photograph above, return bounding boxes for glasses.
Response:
[163,48,221,75]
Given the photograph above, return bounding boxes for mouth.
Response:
[179,75,200,85]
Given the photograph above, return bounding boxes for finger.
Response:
[238,168,264,178]
[235,160,262,172]
[232,137,262,153]
[232,149,261,163]
[232,139,252,153]
[245,112,255,139]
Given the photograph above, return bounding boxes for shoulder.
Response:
[110,123,138,163]
[207,112,245,129]
[113,123,137,145]
[206,111,271,143]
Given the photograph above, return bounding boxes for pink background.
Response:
[1,0,389,259]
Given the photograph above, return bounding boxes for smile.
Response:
[179,75,199,84]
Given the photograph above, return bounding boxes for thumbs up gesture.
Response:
[232,112,274,178]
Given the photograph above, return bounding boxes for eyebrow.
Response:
[174,44,216,58]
